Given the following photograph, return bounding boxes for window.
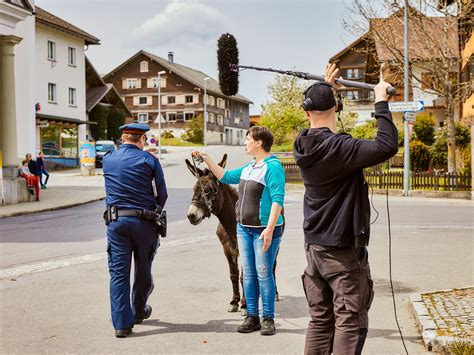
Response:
[152,78,159,88]
[353,68,359,79]
[127,79,137,89]
[140,61,149,72]
[139,97,147,105]
[138,113,149,123]
[345,90,359,100]
[68,47,76,66]
[47,40,56,61]
[217,114,224,125]
[208,112,215,123]
[209,96,215,106]
[166,112,177,122]
[48,83,57,103]
[346,69,353,79]
[167,96,176,104]
[185,95,194,103]
[68,88,76,106]
[184,112,194,121]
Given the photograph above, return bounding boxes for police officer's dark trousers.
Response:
[107,216,159,330]
[301,244,374,355]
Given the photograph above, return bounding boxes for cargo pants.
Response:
[302,244,374,355]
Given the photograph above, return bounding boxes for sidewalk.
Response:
[0,171,105,217]
[411,287,474,353]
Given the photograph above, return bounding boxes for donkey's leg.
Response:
[223,248,241,312]
[240,266,247,316]
[274,247,280,302]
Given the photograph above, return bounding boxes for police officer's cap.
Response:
[119,123,150,135]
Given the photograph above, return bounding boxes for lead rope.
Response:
[191,155,214,213]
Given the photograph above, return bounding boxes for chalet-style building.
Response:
[329,7,460,127]
[104,50,253,145]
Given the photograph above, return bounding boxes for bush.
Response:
[455,122,470,149]
[182,114,203,144]
[107,108,125,141]
[410,140,431,171]
[350,120,377,139]
[397,125,404,147]
[431,132,448,169]
[413,112,435,145]
[89,105,109,140]
[161,130,174,139]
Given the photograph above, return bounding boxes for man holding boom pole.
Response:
[293,64,398,355]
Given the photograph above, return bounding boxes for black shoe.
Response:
[115,328,132,338]
[260,317,276,336]
[134,305,152,324]
[237,316,261,333]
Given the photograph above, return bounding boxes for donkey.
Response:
[185,154,246,314]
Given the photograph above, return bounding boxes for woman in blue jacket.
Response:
[193,126,285,336]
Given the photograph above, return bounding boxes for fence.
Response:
[282,161,472,191]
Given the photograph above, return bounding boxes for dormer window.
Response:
[140,61,149,72]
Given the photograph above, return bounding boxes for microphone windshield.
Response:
[217,33,239,96]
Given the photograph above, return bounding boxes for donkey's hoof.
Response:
[228,304,239,312]
[240,308,247,317]
[275,293,280,302]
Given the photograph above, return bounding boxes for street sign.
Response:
[404,112,416,122]
[389,101,424,112]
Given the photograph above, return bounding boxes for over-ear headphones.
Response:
[302,82,343,113]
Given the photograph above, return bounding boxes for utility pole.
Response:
[403,0,411,196]
[157,70,166,160]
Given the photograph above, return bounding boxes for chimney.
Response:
[168,52,174,64]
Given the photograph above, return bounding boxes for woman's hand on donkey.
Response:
[259,227,274,252]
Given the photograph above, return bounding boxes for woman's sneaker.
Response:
[237,316,261,333]
[260,317,276,335]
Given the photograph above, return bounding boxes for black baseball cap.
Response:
[304,82,336,111]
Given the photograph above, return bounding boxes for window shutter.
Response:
[161,78,167,88]
[136,79,141,89]
[147,78,152,88]
[193,94,199,103]
[133,96,138,106]
[147,96,153,106]
[122,79,127,89]
[177,95,185,104]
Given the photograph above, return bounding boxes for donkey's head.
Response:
[186,154,227,225]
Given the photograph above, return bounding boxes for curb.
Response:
[410,287,474,353]
[0,196,105,218]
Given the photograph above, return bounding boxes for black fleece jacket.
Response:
[293,101,398,247]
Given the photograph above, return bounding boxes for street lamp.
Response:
[157,70,166,160]
[203,77,210,146]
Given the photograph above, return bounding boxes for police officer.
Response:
[103,123,168,338]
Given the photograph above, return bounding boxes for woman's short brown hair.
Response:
[247,126,274,152]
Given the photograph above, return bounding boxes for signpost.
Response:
[388,100,424,196]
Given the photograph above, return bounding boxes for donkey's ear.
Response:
[218,153,227,169]
[185,158,204,177]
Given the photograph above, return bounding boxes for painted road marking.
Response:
[0,235,216,280]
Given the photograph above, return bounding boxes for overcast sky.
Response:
[36,0,357,114]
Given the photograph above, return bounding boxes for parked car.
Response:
[95,140,117,167]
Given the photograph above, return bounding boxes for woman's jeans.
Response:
[237,224,283,319]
